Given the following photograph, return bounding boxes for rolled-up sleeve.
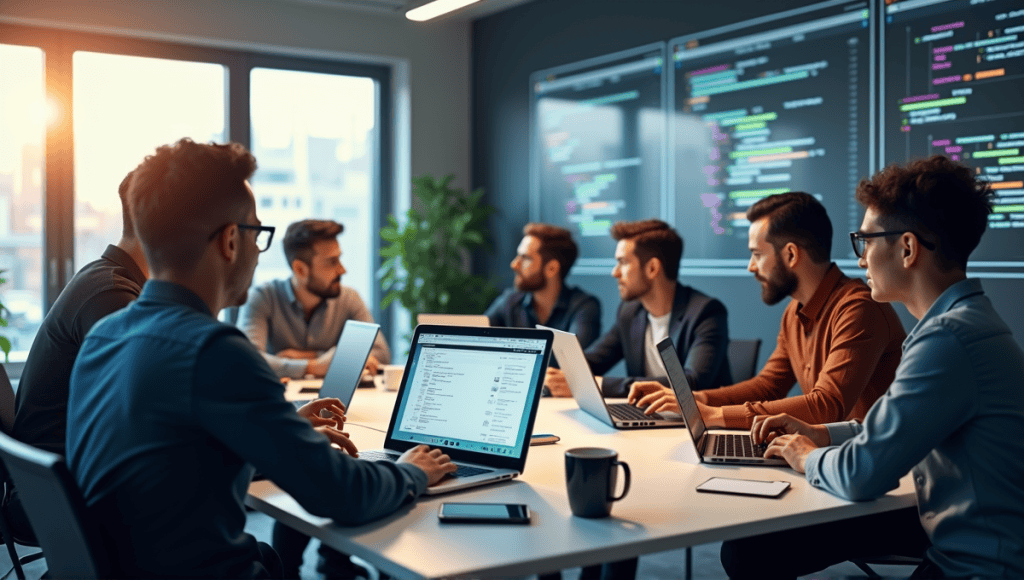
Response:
[236,286,309,379]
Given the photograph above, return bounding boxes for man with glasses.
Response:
[725,156,1024,579]
[237,219,390,381]
[629,192,905,430]
[66,139,456,579]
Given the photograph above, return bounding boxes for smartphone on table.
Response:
[696,477,790,498]
[437,502,532,524]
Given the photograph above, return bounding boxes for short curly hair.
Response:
[283,220,344,266]
[610,219,683,281]
[855,155,994,270]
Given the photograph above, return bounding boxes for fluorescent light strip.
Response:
[406,0,480,21]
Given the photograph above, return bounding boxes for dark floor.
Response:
[0,510,917,579]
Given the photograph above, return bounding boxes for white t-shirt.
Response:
[643,311,672,379]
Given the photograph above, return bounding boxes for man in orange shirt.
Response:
[630,192,905,429]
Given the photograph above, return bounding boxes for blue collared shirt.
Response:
[805,279,1024,578]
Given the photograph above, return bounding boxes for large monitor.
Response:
[530,43,666,271]
[670,0,875,274]
[882,0,1024,277]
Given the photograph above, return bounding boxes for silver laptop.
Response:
[416,313,490,327]
[359,325,553,495]
[657,337,787,466]
[284,320,380,404]
[540,325,685,429]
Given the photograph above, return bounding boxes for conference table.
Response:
[247,387,916,579]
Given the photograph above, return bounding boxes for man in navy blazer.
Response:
[546,219,731,398]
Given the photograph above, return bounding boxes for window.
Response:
[0,44,45,356]
[73,52,227,269]
[249,68,379,307]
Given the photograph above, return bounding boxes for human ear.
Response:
[291,259,308,278]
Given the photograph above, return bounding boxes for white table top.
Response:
[248,388,916,580]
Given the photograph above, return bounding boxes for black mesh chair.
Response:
[0,365,44,580]
[0,429,110,579]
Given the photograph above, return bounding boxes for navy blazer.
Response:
[584,282,732,397]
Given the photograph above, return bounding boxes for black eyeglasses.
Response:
[208,223,276,253]
[849,230,936,258]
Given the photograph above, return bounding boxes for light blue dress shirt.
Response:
[805,278,1024,578]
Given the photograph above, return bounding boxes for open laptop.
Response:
[284,320,380,404]
[358,324,553,494]
[657,337,787,466]
[540,326,685,429]
[416,313,490,327]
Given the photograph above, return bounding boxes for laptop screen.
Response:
[388,331,548,458]
[657,338,708,446]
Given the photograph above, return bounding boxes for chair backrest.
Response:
[0,365,16,434]
[727,339,762,383]
[0,430,109,579]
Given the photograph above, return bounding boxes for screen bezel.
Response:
[381,325,553,472]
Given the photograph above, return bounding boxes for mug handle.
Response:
[609,460,631,502]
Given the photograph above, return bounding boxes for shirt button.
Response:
[915,476,924,486]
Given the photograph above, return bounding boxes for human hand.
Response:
[544,368,572,397]
[363,355,380,376]
[398,445,458,486]
[627,381,680,415]
[750,413,830,447]
[695,400,725,428]
[296,398,347,429]
[305,347,336,377]
[316,425,359,457]
[277,348,318,360]
[763,433,819,473]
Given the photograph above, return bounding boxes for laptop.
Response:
[540,326,685,429]
[359,325,554,494]
[416,313,490,327]
[284,320,380,404]
[657,337,787,466]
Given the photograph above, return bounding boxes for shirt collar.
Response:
[908,278,984,340]
[139,280,213,317]
[101,244,147,287]
[797,263,844,326]
[523,283,573,316]
[278,278,301,307]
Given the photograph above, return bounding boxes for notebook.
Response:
[540,325,685,429]
[359,324,554,494]
[284,320,380,405]
[416,313,490,327]
[657,337,787,466]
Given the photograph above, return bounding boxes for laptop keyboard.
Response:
[358,450,493,478]
[714,434,768,458]
[608,403,665,421]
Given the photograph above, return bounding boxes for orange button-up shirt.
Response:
[703,264,905,429]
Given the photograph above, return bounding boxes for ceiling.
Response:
[276,0,537,20]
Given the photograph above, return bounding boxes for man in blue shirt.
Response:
[486,223,601,349]
[66,138,456,579]
[723,155,1024,578]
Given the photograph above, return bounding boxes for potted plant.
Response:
[378,174,499,329]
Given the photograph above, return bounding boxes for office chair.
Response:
[727,339,762,382]
[0,429,110,579]
[851,554,924,578]
[0,365,45,580]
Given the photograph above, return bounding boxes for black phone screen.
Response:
[438,502,531,524]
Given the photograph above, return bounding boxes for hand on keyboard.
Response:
[399,445,458,485]
[627,381,681,415]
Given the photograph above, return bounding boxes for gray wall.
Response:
[471,0,1024,370]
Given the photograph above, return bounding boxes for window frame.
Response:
[0,22,394,350]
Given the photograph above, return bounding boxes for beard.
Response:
[514,270,546,293]
[758,259,798,306]
[619,276,652,302]
[307,275,342,299]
